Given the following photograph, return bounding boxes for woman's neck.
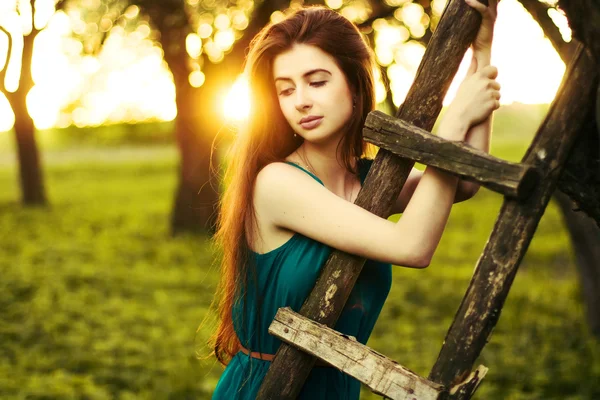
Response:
[291,140,358,197]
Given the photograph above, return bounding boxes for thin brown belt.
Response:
[238,345,332,367]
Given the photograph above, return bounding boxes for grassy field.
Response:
[0,105,599,399]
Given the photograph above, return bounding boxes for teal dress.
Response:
[212,158,392,399]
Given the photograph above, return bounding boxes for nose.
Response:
[294,87,312,111]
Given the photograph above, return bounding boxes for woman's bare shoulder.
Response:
[252,159,426,267]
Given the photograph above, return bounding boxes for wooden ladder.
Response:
[255,0,599,398]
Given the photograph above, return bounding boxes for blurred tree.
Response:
[0,0,66,205]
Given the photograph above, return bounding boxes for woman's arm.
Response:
[390,58,498,214]
[390,0,499,214]
[457,0,499,198]
[395,117,468,266]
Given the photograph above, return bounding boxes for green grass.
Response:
[0,149,224,399]
[1,109,599,399]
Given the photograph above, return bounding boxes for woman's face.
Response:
[272,43,354,145]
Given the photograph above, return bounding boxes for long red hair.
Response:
[204,5,379,367]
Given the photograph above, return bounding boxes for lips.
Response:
[299,116,323,130]
[299,115,322,124]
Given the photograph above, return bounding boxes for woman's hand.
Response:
[443,65,501,131]
[465,0,498,58]
[439,0,501,141]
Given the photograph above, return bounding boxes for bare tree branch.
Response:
[358,2,432,50]
[93,2,130,54]
[31,0,37,29]
[358,3,395,29]
[518,0,576,63]
[0,25,12,94]
[55,0,68,12]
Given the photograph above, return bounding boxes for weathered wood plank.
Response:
[448,365,488,400]
[363,111,540,198]
[269,307,447,400]
[256,1,488,398]
[428,44,598,389]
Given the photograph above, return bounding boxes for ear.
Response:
[350,86,359,105]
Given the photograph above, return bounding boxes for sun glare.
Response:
[222,75,251,121]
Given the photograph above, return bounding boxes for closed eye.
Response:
[279,81,326,96]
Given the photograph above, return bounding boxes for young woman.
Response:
[209,2,499,398]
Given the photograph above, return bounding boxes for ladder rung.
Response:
[269,307,448,399]
[363,110,541,199]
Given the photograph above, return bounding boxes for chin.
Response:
[305,133,342,147]
[299,126,329,139]
[298,120,347,145]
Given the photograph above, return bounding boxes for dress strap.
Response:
[283,161,324,186]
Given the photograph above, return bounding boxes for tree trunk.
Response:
[155,20,220,235]
[519,0,600,337]
[554,191,600,336]
[170,62,220,235]
[5,29,47,206]
[150,0,293,235]
[558,0,600,64]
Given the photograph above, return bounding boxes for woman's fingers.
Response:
[480,65,498,79]
[465,0,488,15]
[489,0,499,17]
[466,0,498,20]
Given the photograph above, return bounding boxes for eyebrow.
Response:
[274,68,332,83]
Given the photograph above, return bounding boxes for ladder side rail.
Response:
[428,44,599,390]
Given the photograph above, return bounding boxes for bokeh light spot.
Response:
[189,70,206,88]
